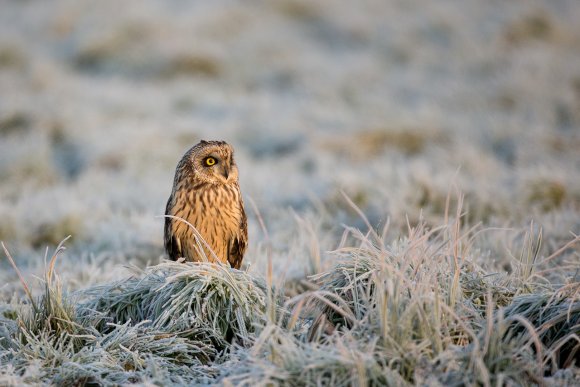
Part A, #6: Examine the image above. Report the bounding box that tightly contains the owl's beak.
[220,164,230,180]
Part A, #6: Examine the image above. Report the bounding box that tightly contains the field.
[1,0,579,385]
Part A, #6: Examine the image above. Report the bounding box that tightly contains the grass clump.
[278,197,579,385]
[78,261,271,351]
[502,287,580,370]
[299,221,481,382]
[0,241,273,385]
[449,287,580,386]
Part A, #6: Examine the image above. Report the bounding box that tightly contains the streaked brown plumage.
[164,140,247,269]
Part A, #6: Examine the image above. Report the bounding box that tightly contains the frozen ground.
[0,0,579,385]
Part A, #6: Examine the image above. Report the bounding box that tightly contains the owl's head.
[177,140,239,185]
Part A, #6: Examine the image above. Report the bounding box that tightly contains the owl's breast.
[169,182,243,263]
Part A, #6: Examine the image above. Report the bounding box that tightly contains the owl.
[164,140,247,269]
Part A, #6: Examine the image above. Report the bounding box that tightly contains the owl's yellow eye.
[205,157,217,166]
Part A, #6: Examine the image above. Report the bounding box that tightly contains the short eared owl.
[164,140,247,269]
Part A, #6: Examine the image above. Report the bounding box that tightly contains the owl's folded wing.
[228,215,247,269]
[164,217,183,261]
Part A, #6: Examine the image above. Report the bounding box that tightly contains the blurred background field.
[0,0,579,384]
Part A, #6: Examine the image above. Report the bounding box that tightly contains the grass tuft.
[77,261,271,351]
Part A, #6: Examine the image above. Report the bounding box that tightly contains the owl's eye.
[204,157,217,166]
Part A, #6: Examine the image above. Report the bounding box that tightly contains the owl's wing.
[164,198,182,260]
[228,209,248,269]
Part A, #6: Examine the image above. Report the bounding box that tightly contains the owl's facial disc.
[199,152,233,183]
